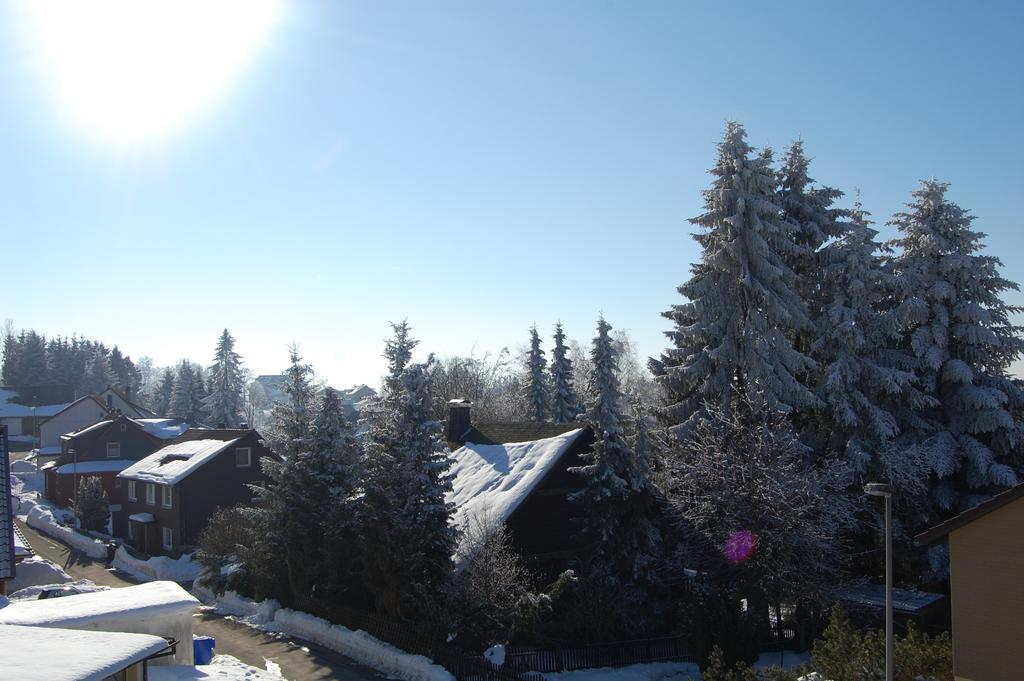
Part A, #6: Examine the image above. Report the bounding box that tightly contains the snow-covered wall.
[24,505,108,559]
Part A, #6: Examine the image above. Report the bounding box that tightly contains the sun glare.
[25,0,279,146]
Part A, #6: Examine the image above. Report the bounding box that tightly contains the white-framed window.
[120,423,127,432]
[161,485,173,509]
[145,483,155,506]
[162,527,173,551]
[107,442,121,458]
[127,480,136,501]
[235,447,252,468]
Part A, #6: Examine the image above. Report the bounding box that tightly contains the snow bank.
[755,650,811,671]
[113,546,203,583]
[10,459,38,473]
[25,504,109,559]
[4,555,73,592]
[149,654,287,680]
[273,608,455,681]
[192,583,280,626]
[540,662,702,681]
[483,644,506,667]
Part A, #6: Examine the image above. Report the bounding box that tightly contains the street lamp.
[865,482,894,681]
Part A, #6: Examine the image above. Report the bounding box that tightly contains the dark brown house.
[117,428,278,557]
[445,400,595,569]
[41,415,186,537]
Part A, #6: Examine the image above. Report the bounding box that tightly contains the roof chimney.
[446,399,472,443]
[106,394,113,409]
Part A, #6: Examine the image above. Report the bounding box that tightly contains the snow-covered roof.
[0,388,70,418]
[0,624,169,681]
[447,428,584,528]
[130,513,155,523]
[65,419,115,438]
[136,418,189,439]
[0,580,199,628]
[837,584,946,613]
[55,459,136,475]
[118,438,240,485]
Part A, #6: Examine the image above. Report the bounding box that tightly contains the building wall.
[949,496,1024,681]
[121,481,180,556]
[39,400,109,451]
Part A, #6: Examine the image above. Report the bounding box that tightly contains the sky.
[3,1,1024,388]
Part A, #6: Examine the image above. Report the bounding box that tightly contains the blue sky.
[3,1,1023,387]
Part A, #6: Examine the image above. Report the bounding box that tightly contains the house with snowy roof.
[35,387,156,463]
[42,414,189,537]
[0,385,72,450]
[117,428,279,556]
[444,400,595,568]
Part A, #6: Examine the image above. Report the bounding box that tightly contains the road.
[15,518,384,681]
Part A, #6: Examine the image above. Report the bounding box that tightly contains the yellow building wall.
[949,496,1024,681]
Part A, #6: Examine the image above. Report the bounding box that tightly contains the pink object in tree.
[723,529,758,564]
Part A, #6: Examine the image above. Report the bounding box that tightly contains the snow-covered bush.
[74,475,110,532]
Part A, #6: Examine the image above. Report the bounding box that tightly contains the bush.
[74,476,109,532]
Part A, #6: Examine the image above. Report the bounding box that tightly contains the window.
[162,527,173,551]
[127,480,136,501]
[235,447,252,468]
[145,484,155,506]
[107,442,121,458]
[161,485,173,509]
[120,423,127,432]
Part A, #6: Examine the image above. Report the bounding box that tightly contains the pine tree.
[83,347,116,395]
[169,360,198,422]
[383,320,417,397]
[359,340,456,618]
[570,318,660,587]
[191,364,208,424]
[266,345,316,460]
[550,322,582,423]
[651,122,817,440]
[14,331,49,388]
[888,180,1024,511]
[1,322,16,386]
[153,368,175,416]
[203,329,246,428]
[75,476,110,532]
[525,326,549,421]
[812,197,932,492]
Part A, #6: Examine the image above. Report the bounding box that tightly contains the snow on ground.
[8,579,111,602]
[192,584,453,681]
[755,650,811,671]
[113,546,203,583]
[148,654,287,680]
[11,458,38,473]
[539,662,702,681]
[4,555,73,592]
[447,428,583,529]
[24,503,109,559]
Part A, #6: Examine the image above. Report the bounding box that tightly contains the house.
[35,387,155,464]
[0,386,72,450]
[916,481,1024,681]
[2,624,173,680]
[444,400,595,568]
[117,428,279,557]
[42,414,188,537]
[0,580,199,664]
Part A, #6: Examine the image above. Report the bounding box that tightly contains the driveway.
[15,519,384,681]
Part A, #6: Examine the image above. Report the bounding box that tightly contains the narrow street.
[15,519,384,681]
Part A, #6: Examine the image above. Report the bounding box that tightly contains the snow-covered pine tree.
[169,361,196,422]
[75,476,110,532]
[359,354,456,619]
[651,122,817,440]
[83,347,116,395]
[812,197,932,493]
[887,180,1024,511]
[265,345,316,460]
[383,320,417,396]
[550,322,582,423]
[570,317,660,587]
[525,326,549,421]
[203,329,246,428]
[191,365,208,425]
[0,323,16,386]
[152,368,175,417]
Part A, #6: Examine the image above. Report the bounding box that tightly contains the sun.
[23,0,279,146]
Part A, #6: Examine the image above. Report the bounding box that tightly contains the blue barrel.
[193,635,216,665]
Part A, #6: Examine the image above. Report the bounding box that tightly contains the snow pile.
[273,608,455,681]
[24,504,109,559]
[113,546,203,583]
[483,644,506,667]
[148,654,287,680]
[8,579,110,602]
[10,459,38,473]
[447,429,583,529]
[192,583,280,626]
[121,438,240,485]
[4,555,73,592]
[539,661,702,681]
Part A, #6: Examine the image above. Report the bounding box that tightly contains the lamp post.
[69,447,78,526]
[865,482,894,681]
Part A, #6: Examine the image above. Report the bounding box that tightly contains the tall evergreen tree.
[83,347,116,395]
[570,318,660,587]
[525,326,549,421]
[203,329,246,428]
[191,364,209,424]
[383,320,417,396]
[888,180,1024,511]
[359,328,455,617]
[169,360,199,422]
[1,323,17,386]
[266,345,316,460]
[153,368,175,416]
[550,322,582,423]
[13,330,49,388]
[651,122,817,440]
